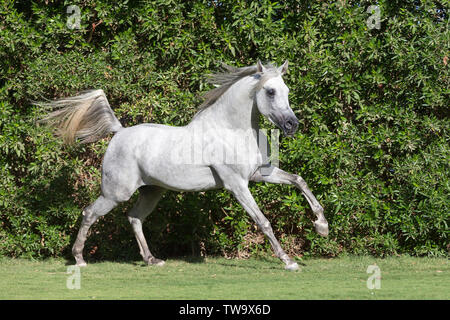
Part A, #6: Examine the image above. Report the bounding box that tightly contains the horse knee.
[127,215,142,227]
[293,175,308,189]
[81,210,98,226]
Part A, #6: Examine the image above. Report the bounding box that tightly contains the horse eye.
[266,88,275,96]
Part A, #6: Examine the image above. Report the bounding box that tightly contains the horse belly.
[141,164,221,192]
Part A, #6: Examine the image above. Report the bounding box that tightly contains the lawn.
[0,255,448,300]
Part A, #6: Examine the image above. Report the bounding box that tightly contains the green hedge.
[0,0,448,260]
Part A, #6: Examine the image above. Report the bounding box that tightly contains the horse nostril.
[285,120,293,129]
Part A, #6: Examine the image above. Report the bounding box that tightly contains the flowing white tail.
[38,89,122,144]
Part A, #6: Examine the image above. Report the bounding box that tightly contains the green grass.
[0,255,448,300]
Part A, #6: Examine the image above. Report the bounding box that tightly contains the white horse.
[40,61,328,271]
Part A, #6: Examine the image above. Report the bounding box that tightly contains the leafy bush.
[0,0,448,260]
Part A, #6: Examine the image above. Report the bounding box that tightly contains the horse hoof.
[75,262,87,267]
[285,262,299,271]
[148,257,165,266]
[314,220,329,237]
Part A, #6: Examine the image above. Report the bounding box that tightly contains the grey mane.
[199,62,280,111]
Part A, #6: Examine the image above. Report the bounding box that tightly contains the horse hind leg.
[72,195,118,266]
[127,185,166,266]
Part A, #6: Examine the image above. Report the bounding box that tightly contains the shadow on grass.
[62,254,206,267]
[214,255,307,270]
[61,254,305,271]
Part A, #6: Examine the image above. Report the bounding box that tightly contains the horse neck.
[193,77,260,132]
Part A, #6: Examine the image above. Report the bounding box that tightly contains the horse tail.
[37,89,123,144]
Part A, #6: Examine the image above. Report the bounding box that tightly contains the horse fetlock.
[285,261,300,271]
[75,261,87,267]
[279,253,298,268]
[315,205,324,216]
[314,219,329,237]
[74,254,87,267]
[147,257,165,266]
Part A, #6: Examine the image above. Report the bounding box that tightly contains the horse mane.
[198,62,280,111]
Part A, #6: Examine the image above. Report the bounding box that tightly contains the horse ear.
[278,60,289,75]
[256,60,266,73]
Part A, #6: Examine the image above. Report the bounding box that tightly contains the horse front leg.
[233,184,299,270]
[213,166,299,270]
[251,166,329,237]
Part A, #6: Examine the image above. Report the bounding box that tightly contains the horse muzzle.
[282,116,299,137]
[267,110,299,137]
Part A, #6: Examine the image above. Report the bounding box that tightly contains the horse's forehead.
[264,76,288,90]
